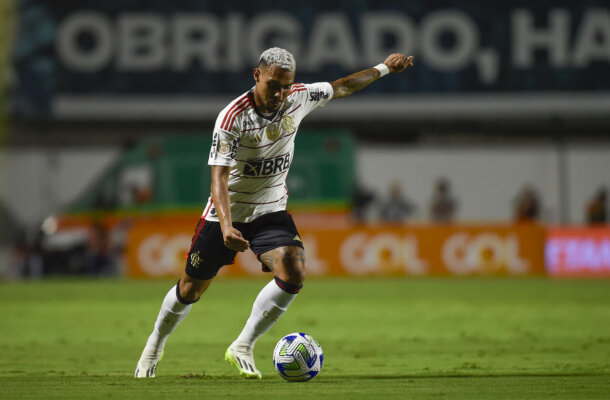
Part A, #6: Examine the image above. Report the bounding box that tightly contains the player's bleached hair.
[258,47,296,72]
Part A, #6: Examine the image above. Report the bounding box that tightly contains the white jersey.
[203,82,334,223]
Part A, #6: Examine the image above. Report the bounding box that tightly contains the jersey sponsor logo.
[309,90,329,102]
[243,154,291,177]
[209,131,219,159]
[229,139,239,158]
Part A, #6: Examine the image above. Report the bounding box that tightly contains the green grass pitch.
[1,277,609,399]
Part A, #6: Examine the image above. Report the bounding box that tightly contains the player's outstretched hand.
[384,54,414,73]
[223,227,250,252]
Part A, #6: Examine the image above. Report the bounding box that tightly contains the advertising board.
[124,216,546,277]
[546,227,610,277]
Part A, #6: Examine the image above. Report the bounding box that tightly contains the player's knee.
[178,280,201,303]
[282,249,306,286]
[178,273,211,303]
[287,265,306,286]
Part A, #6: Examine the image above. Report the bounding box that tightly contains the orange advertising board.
[546,227,610,277]
[299,223,545,277]
[124,215,545,278]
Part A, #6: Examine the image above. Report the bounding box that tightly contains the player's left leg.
[226,246,305,379]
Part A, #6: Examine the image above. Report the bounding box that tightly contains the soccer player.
[135,48,414,379]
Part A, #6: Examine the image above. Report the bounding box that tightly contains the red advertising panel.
[546,227,610,278]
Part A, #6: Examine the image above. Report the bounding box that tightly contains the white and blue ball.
[273,332,323,382]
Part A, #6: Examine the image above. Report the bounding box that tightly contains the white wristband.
[373,63,390,77]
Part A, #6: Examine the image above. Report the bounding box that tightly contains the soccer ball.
[273,332,323,382]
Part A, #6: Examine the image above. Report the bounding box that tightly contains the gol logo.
[339,233,428,275]
[442,233,529,275]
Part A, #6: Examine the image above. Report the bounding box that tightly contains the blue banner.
[11,0,610,116]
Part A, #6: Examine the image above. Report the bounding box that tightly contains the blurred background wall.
[1,0,608,279]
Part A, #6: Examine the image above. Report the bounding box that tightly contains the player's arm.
[211,165,249,252]
[330,54,414,99]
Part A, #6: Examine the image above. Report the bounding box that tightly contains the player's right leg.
[134,273,212,378]
[135,218,236,378]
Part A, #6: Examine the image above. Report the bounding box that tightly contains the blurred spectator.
[351,183,376,223]
[7,229,43,280]
[83,222,115,275]
[379,182,415,223]
[429,177,457,223]
[586,187,607,225]
[514,185,541,222]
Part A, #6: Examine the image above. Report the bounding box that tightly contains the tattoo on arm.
[331,68,380,99]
